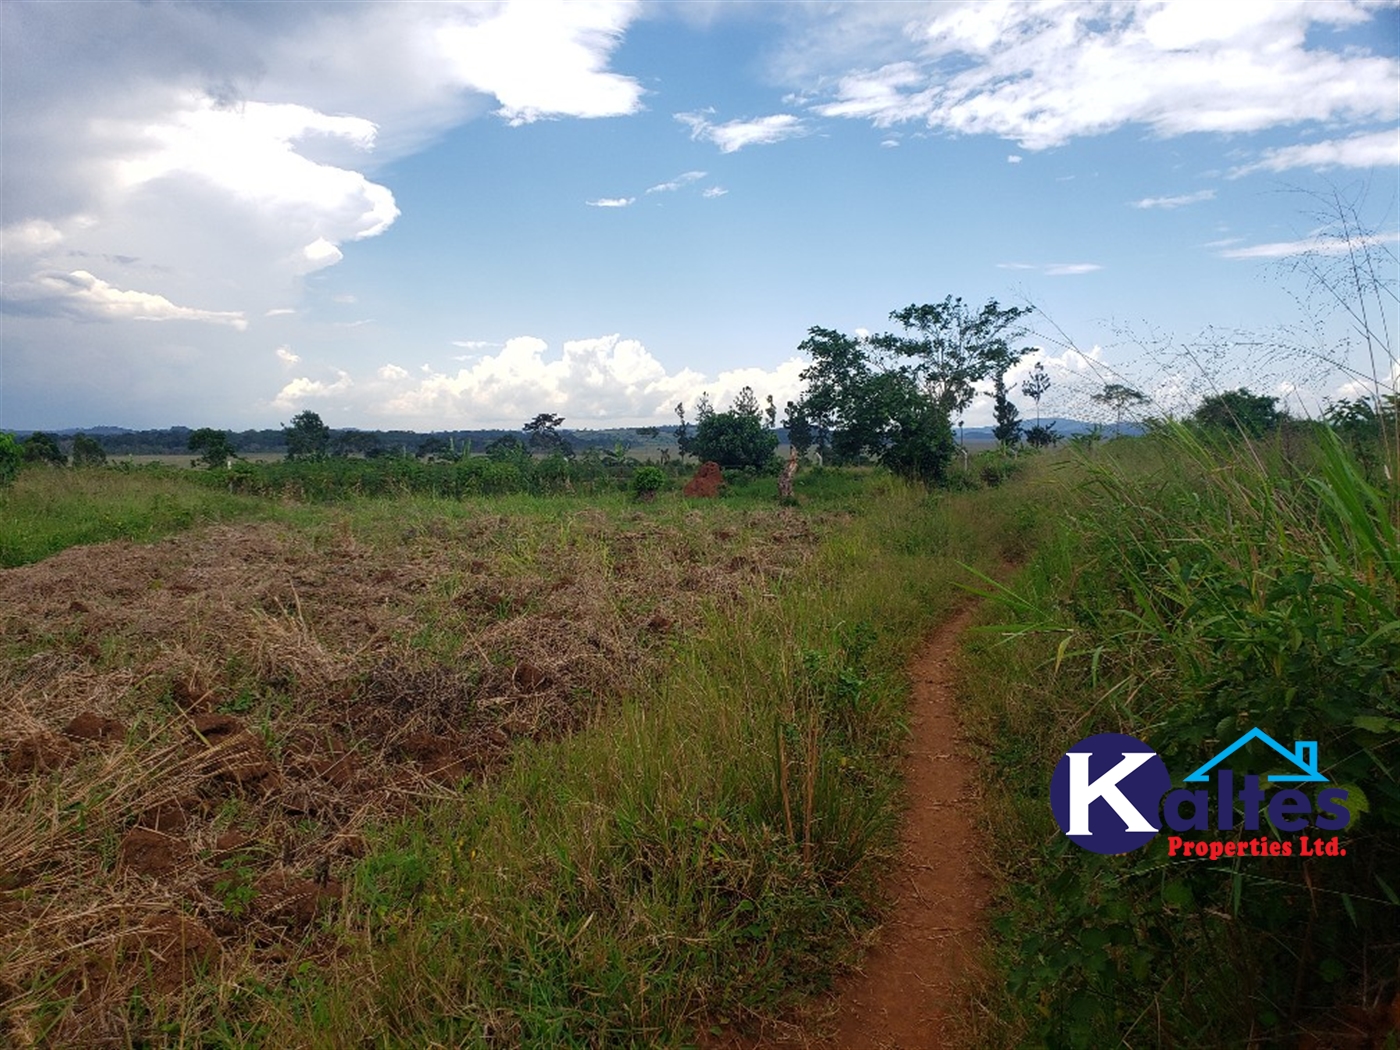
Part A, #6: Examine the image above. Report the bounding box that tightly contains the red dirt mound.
[684,461,724,497]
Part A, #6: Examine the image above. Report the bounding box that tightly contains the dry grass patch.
[0,504,823,1044]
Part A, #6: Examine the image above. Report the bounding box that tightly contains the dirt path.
[822,601,991,1048]
[737,601,991,1050]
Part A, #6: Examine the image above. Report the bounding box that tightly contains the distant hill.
[7,418,1139,456]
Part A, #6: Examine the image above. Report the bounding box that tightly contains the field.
[0,462,1034,1046]
[1,434,1396,1047]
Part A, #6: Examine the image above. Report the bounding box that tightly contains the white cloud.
[702,186,729,198]
[996,261,1103,276]
[1,1,647,346]
[434,1,643,126]
[275,346,301,367]
[271,369,353,411]
[646,171,707,193]
[451,339,499,350]
[805,3,1397,150]
[265,307,297,317]
[1133,189,1216,209]
[676,110,806,152]
[880,138,900,148]
[1007,154,1022,164]
[1219,229,1400,260]
[286,333,805,427]
[2,219,65,254]
[1,269,248,328]
[586,197,635,208]
[1229,128,1400,177]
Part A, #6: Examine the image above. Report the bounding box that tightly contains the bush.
[630,465,667,502]
[0,432,20,487]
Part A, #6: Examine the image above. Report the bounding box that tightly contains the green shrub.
[630,465,667,501]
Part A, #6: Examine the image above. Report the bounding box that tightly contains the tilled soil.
[0,509,824,1045]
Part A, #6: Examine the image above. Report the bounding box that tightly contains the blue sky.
[2,1,1396,431]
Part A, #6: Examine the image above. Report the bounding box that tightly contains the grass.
[959,426,1400,1047]
[0,457,1043,1046]
[0,465,286,568]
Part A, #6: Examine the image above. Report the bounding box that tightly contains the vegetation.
[283,410,331,461]
[1090,382,1149,435]
[685,386,780,470]
[963,423,1399,1046]
[1020,361,1052,429]
[1191,387,1283,438]
[70,434,107,467]
[21,431,66,467]
[630,465,667,501]
[792,297,1034,483]
[0,433,20,488]
[0,447,1037,1047]
[188,427,236,470]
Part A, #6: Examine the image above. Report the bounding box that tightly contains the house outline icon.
[1182,727,1327,784]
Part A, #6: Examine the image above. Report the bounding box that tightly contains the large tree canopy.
[877,297,1032,416]
[795,298,1032,483]
[688,385,779,470]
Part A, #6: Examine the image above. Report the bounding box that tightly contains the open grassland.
[960,427,1400,1047]
[0,467,286,569]
[0,463,1038,1046]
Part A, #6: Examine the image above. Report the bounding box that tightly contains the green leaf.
[1376,874,1399,906]
[1352,715,1400,734]
[1162,881,1195,909]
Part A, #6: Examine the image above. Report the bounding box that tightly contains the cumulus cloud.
[802,3,1397,150]
[283,334,805,427]
[271,369,353,411]
[1,269,248,328]
[1133,189,1216,209]
[1,2,646,320]
[435,0,643,126]
[275,346,301,367]
[1007,154,1022,164]
[586,197,635,208]
[676,110,806,152]
[1229,128,1400,177]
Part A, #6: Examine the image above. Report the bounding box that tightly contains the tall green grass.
[0,466,282,567]
[963,426,1399,1046]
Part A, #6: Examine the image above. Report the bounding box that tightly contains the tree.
[879,297,1033,416]
[1025,422,1060,448]
[22,431,66,466]
[71,434,107,467]
[689,386,779,470]
[523,413,572,457]
[484,434,528,462]
[1191,388,1281,438]
[332,429,384,458]
[674,402,693,460]
[0,433,20,487]
[1020,362,1052,428]
[283,410,330,461]
[992,370,1022,447]
[783,400,814,459]
[797,327,956,482]
[188,427,236,469]
[1091,383,1150,437]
